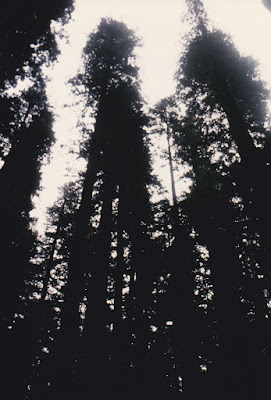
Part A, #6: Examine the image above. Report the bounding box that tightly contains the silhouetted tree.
[2,2,270,399]
[0,0,74,87]
[151,97,213,395]
[0,3,75,398]
[48,19,158,399]
[171,1,271,397]
[0,0,74,322]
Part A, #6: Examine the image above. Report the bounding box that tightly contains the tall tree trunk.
[47,137,101,398]
[78,178,114,398]
[189,195,270,398]
[210,54,271,264]
[41,200,65,301]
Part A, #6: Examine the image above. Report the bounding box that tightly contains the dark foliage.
[263,0,271,12]
[0,0,74,86]
[1,2,271,399]
[0,2,75,399]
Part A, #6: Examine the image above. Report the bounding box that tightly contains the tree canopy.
[1,2,271,399]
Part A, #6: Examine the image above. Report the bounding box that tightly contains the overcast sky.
[47,0,271,106]
[32,0,271,233]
